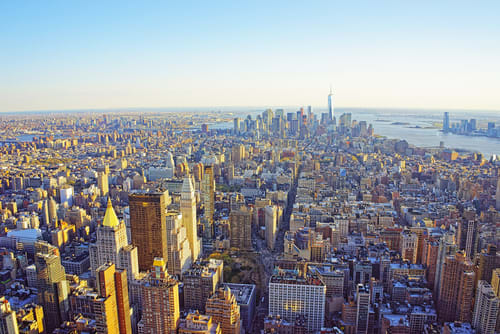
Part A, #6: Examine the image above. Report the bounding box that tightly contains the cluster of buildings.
[443,112,500,138]
[0,98,499,333]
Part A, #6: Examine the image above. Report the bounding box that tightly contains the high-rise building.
[90,198,139,281]
[492,268,500,333]
[400,231,418,264]
[60,185,74,207]
[98,171,109,197]
[233,118,241,134]
[34,241,69,333]
[492,268,500,297]
[97,263,132,334]
[178,312,222,334]
[496,175,500,210]
[456,220,479,259]
[71,263,131,334]
[138,258,180,334]
[0,297,18,334]
[165,212,192,276]
[328,87,334,122]
[477,244,499,284]
[265,205,277,250]
[434,232,457,295]
[472,280,499,334]
[437,251,475,323]
[48,197,58,226]
[229,207,252,250]
[183,259,223,312]
[231,144,245,164]
[201,166,215,240]
[355,284,370,334]
[268,271,326,332]
[443,112,450,132]
[129,191,168,271]
[181,177,201,261]
[206,287,241,334]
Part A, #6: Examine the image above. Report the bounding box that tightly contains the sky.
[1,1,499,113]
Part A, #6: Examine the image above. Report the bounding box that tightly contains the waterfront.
[213,107,500,159]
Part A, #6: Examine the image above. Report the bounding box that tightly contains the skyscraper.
[433,232,457,295]
[355,284,370,334]
[456,220,479,259]
[205,287,241,334]
[268,271,326,332]
[443,112,450,132]
[98,171,109,197]
[476,244,499,284]
[496,175,500,210]
[472,280,499,334]
[138,258,180,334]
[400,231,418,264]
[265,205,277,250]
[229,207,252,250]
[165,212,192,276]
[181,177,201,261]
[90,198,139,280]
[437,251,475,323]
[328,86,334,122]
[201,166,215,240]
[48,197,58,226]
[129,191,168,271]
[0,297,18,334]
[96,263,132,334]
[35,241,70,333]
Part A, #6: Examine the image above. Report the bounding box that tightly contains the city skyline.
[1,1,500,112]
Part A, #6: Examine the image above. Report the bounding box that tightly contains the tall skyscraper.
[492,268,500,333]
[205,287,241,334]
[165,212,192,276]
[90,198,139,281]
[201,166,215,240]
[355,284,370,334]
[229,207,252,250]
[496,175,500,210]
[129,191,168,271]
[181,177,201,261]
[476,244,499,284]
[35,241,70,333]
[265,205,277,250]
[437,251,475,323]
[96,263,132,334]
[48,197,58,226]
[98,171,109,197]
[233,118,241,134]
[0,297,18,334]
[456,220,479,259]
[472,280,499,334]
[268,271,326,332]
[433,232,457,295]
[443,112,450,132]
[138,258,180,334]
[328,86,334,122]
[231,144,245,164]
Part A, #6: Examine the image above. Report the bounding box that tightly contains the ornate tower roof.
[102,198,120,227]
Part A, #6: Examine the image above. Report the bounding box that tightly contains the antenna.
[329,84,332,95]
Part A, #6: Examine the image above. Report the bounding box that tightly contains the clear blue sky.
[1,1,499,112]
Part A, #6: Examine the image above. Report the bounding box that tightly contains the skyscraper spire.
[328,85,334,122]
